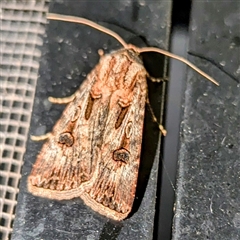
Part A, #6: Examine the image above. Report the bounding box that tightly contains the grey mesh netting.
[0,1,48,239]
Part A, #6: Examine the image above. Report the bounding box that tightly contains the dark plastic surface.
[12,1,171,239]
[173,1,240,240]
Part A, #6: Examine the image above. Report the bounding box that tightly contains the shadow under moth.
[28,13,219,221]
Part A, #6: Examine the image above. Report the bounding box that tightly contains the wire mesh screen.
[0,1,48,239]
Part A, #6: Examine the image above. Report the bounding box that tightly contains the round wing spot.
[125,121,133,138]
[58,132,74,146]
[113,148,130,164]
[71,106,81,122]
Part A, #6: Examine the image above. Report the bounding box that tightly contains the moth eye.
[58,132,74,147]
[115,106,129,129]
[125,121,133,138]
[71,106,81,122]
[113,148,130,163]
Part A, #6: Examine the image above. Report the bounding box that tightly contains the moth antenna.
[47,13,129,49]
[139,47,219,86]
[47,13,219,86]
[188,51,239,83]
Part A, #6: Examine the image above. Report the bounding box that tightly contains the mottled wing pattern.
[28,49,148,220]
[80,50,148,220]
[28,62,103,199]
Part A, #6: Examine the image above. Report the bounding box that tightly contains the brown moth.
[28,13,218,221]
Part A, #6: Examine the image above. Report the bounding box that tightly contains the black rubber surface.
[172,1,240,239]
[12,1,171,239]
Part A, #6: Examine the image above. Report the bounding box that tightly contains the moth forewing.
[80,51,148,220]
[28,67,98,199]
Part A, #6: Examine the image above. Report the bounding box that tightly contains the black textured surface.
[173,1,240,240]
[157,29,188,240]
[12,1,171,239]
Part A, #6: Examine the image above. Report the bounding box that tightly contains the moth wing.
[28,68,104,199]
[29,48,148,221]
[80,68,148,220]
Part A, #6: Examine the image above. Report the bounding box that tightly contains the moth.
[28,13,218,221]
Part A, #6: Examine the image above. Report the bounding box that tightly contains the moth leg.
[48,92,76,104]
[31,132,52,141]
[148,76,169,83]
[146,98,167,136]
[98,49,104,57]
[158,124,167,136]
